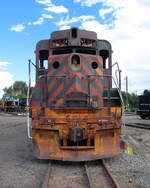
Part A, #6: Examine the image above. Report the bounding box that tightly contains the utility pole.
[119,70,122,91]
[125,76,128,109]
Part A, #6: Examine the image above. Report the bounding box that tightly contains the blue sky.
[0,0,150,97]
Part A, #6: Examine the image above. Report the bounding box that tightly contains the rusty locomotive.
[27,28,124,161]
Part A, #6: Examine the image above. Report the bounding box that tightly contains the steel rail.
[41,162,52,188]
[42,162,90,188]
[125,123,150,130]
[101,159,120,188]
[41,160,120,188]
[84,163,93,188]
[85,160,120,188]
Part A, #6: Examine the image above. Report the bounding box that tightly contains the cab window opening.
[99,50,109,69]
[72,28,77,38]
[39,50,49,69]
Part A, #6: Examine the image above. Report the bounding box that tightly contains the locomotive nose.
[65,54,89,107]
[66,53,88,108]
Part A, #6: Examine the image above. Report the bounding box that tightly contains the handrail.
[111,75,126,136]
[26,60,32,139]
[91,73,126,136]
[112,62,126,136]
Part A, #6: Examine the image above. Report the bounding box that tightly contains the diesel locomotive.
[27,28,123,161]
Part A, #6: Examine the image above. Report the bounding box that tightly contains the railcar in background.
[1,98,19,112]
[137,90,150,119]
[0,100,5,111]
[18,98,27,112]
[5,100,16,112]
[0,97,27,112]
[27,28,124,161]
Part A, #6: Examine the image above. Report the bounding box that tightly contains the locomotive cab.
[28,28,123,161]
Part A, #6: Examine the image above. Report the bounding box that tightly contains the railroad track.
[0,112,26,117]
[41,160,119,188]
[125,123,150,130]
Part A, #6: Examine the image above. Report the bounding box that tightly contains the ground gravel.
[0,113,48,188]
[105,114,150,188]
[0,113,150,188]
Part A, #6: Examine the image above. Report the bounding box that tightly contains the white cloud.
[44,5,68,13]
[0,72,14,98]
[0,72,13,90]
[74,0,124,8]
[81,20,108,32]
[29,14,53,26]
[74,0,103,7]
[28,22,32,25]
[56,15,95,27]
[10,24,25,32]
[99,8,113,19]
[35,0,51,5]
[33,17,44,25]
[81,0,150,93]
[60,25,71,30]
[11,1,54,29]
[42,14,53,19]
[78,15,95,22]
[114,1,150,27]
[0,62,11,71]
[0,62,13,98]
[36,0,68,14]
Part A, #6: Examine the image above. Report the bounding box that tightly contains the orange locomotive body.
[28,28,123,161]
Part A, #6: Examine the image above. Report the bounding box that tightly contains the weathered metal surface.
[69,126,86,142]
[46,53,103,109]
[30,104,122,160]
[31,116,122,161]
[29,27,123,161]
[51,27,97,48]
[30,105,122,161]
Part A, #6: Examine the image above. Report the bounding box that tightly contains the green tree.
[3,86,13,97]
[121,91,138,111]
[3,81,28,98]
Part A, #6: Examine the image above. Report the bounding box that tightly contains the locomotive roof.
[36,27,112,51]
[51,27,97,40]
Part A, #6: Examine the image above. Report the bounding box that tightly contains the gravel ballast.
[0,113,150,188]
[105,114,150,188]
[0,114,48,188]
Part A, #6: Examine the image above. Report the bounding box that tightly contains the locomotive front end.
[29,28,123,161]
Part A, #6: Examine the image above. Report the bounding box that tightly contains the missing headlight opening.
[71,55,80,71]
